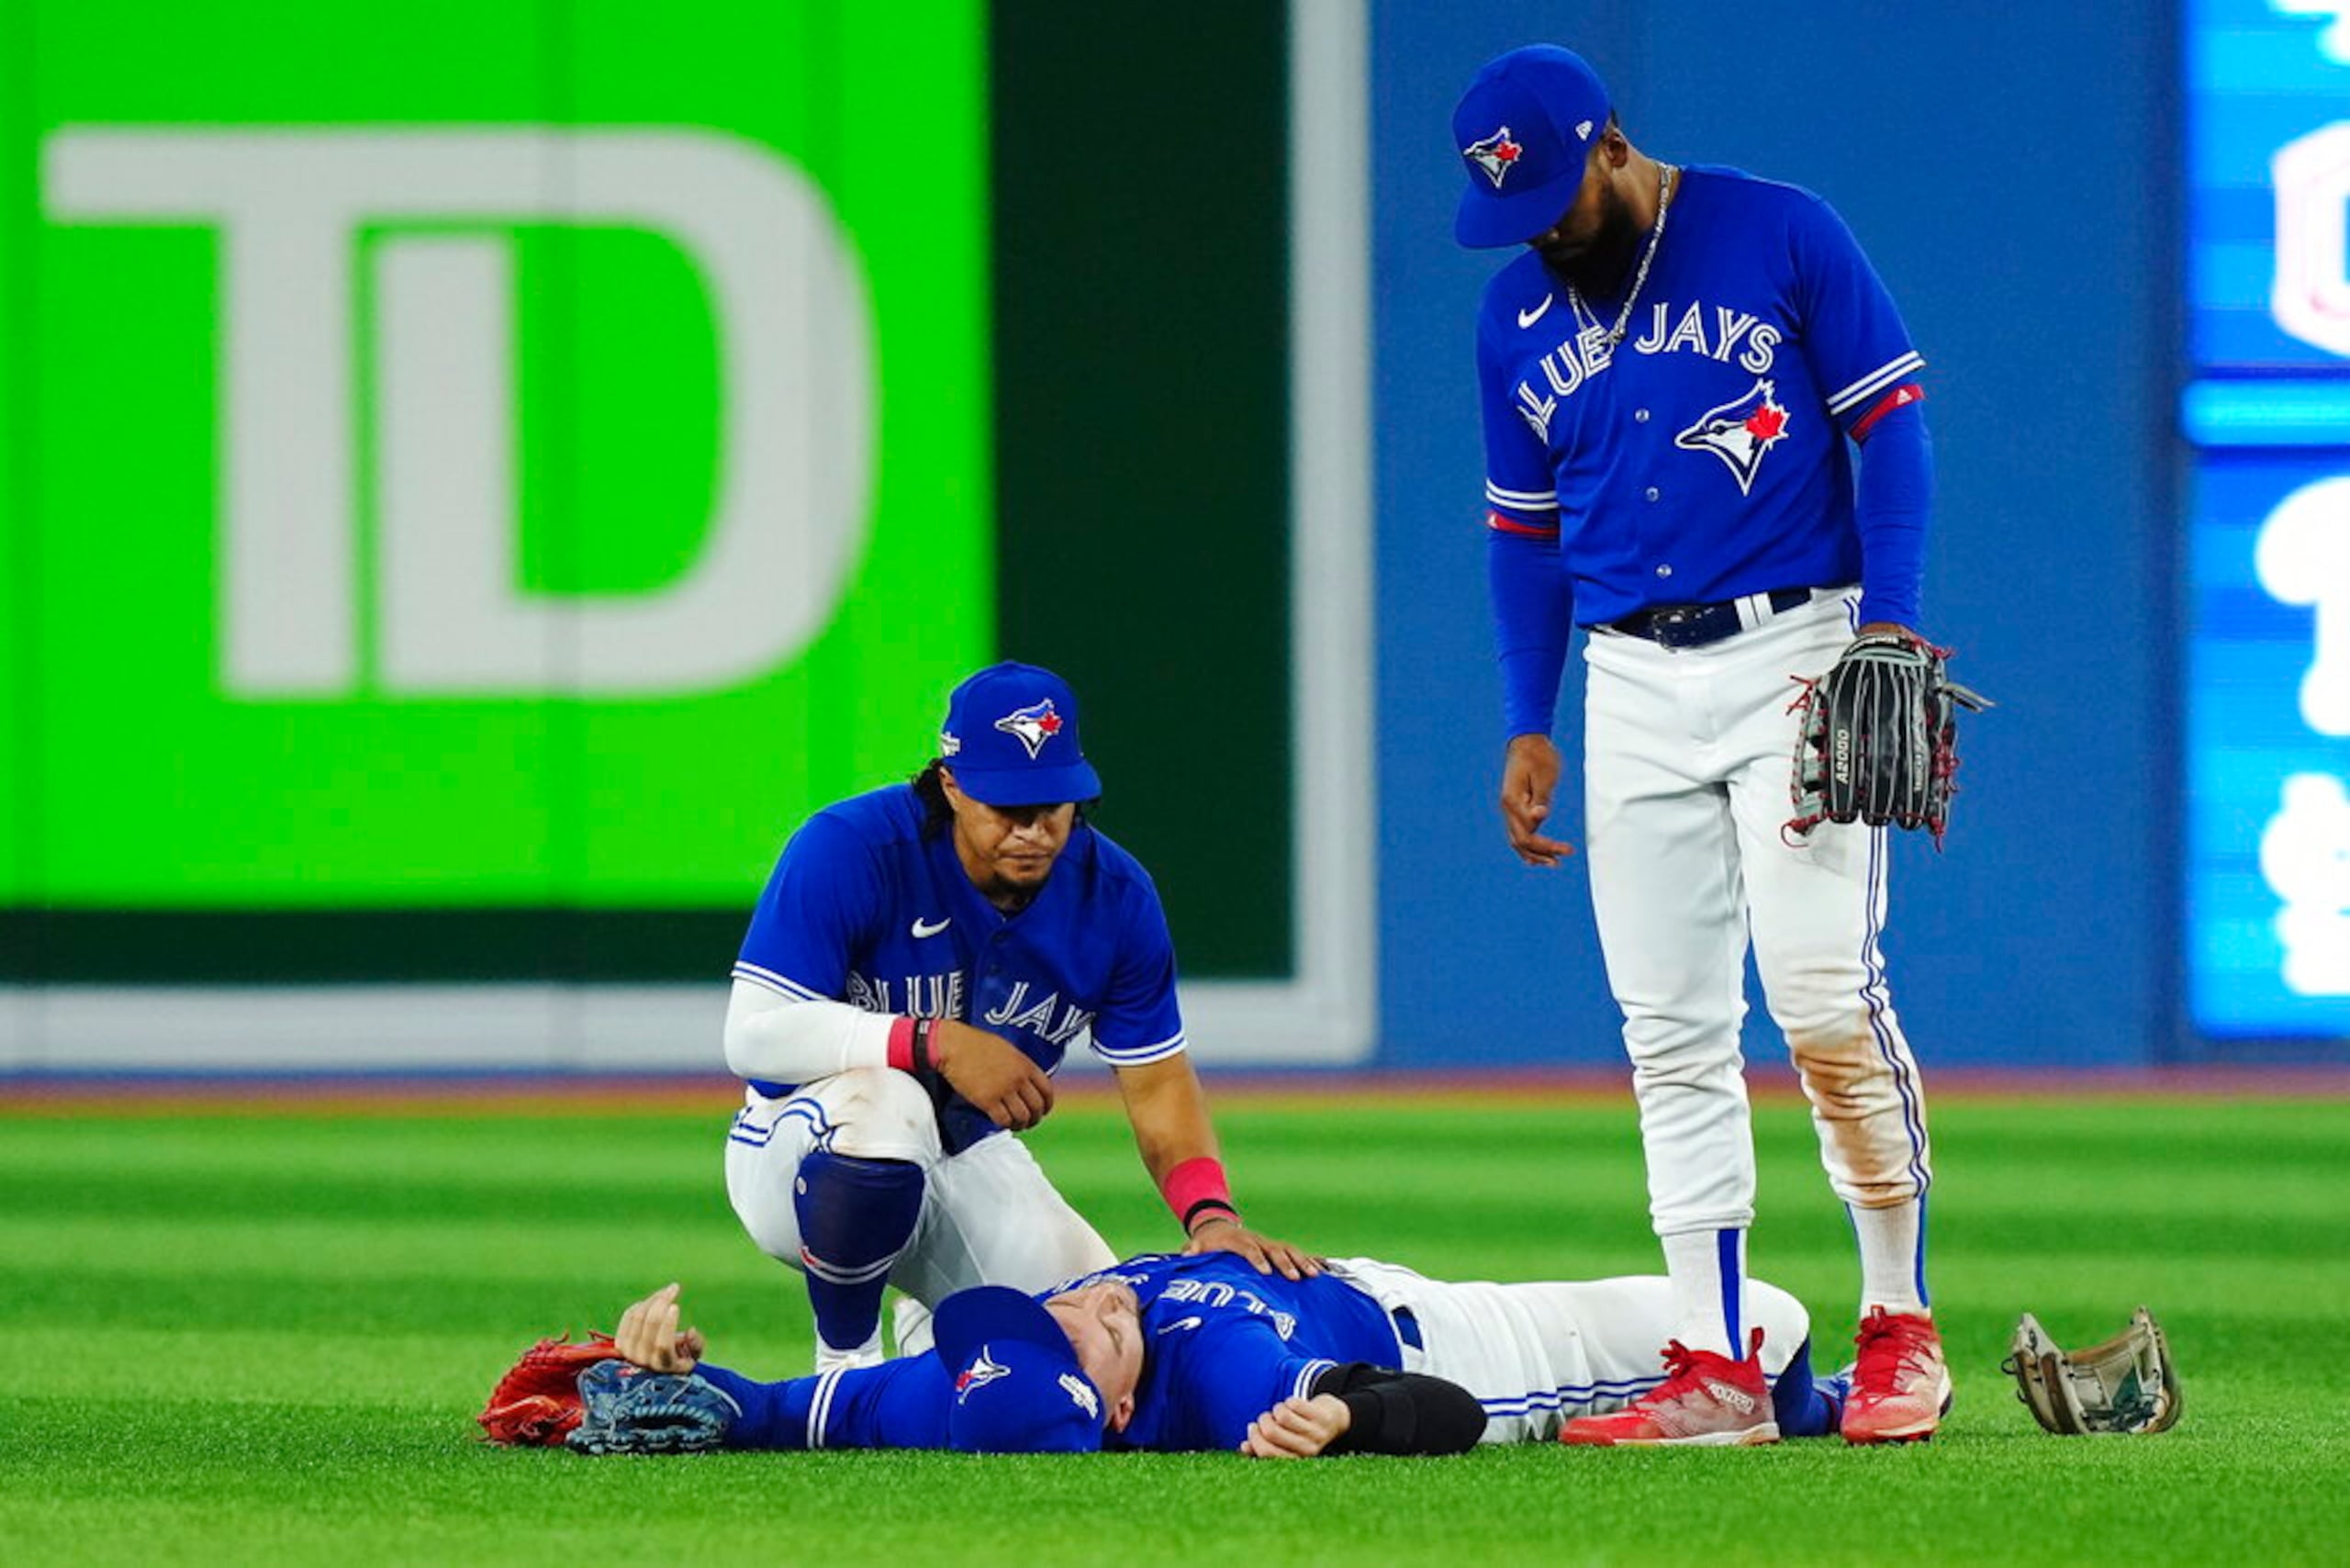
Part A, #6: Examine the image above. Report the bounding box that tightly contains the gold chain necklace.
[1570,162,1676,348]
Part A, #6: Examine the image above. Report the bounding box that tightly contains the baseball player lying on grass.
[723,661,1315,1377]
[484,1251,1854,1458]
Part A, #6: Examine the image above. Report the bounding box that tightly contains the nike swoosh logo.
[912,916,951,938]
[1157,1316,1203,1336]
[1517,295,1554,330]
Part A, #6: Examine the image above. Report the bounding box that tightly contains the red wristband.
[886,1016,917,1072]
[1160,1156,1238,1232]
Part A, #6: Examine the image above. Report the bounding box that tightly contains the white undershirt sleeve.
[722,977,899,1084]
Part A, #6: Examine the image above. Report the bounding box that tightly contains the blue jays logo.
[1462,126,1524,188]
[1674,378,1792,496]
[955,1349,1010,1402]
[993,700,1065,759]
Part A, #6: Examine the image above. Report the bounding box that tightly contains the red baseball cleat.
[1841,1307,1953,1444]
[1560,1329,1779,1447]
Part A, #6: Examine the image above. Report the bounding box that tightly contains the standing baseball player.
[723,661,1315,1373]
[1449,45,1953,1444]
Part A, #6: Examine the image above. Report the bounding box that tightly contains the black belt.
[1604,587,1817,649]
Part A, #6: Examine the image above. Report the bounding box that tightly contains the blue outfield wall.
[1370,3,2180,1068]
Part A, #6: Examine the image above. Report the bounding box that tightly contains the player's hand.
[1239,1394,1352,1459]
[613,1282,705,1373]
[1500,733,1574,867]
[1182,1215,1325,1281]
[930,1019,1056,1130]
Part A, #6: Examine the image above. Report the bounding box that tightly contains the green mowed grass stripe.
[2,1406,2343,1568]
[5,1098,2346,1566]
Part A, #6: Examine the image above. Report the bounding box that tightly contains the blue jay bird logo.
[1462,126,1525,188]
[955,1350,1010,1402]
[1674,378,1792,496]
[993,700,1065,759]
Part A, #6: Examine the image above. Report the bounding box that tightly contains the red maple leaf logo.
[1494,138,1522,165]
[1743,404,1787,443]
[1035,711,1062,736]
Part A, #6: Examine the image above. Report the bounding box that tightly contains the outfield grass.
[2,1089,2344,1565]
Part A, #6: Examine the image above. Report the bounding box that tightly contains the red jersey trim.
[1486,509,1560,538]
[1850,383,1926,442]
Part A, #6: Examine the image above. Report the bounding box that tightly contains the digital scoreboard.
[2188,0,2350,1037]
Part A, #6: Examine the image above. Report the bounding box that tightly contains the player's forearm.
[1114,1057,1251,1235]
[1488,527,1573,738]
[722,978,900,1082]
[1113,1055,1221,1182]
[1308,1363,1489,1455]
[1849,399,1931,630]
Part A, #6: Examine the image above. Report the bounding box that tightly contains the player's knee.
[1620,1013,1740,1075]
[821,1068,944,1164]
[1785,1021,1897,1111]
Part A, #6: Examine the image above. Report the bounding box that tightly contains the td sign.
[47,128,873,698]
[4,5,991,909]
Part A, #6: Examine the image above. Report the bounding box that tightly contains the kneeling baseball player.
[722,662,1316,1375]
[485,1251,1850,1458]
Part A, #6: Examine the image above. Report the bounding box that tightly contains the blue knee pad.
[793,1150,925,1351]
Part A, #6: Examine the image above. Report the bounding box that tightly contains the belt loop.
[1734,592,1767,632]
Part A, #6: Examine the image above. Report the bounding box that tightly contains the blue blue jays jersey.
[733,785,1189,1151]
[701,1354,957,1451]
[1056,1253,1406,1452]
[1478,167,1924,626]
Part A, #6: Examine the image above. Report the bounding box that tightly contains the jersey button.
[1644,487,1660,501]
[1655,564,1673,578]
[1634,408,1651,423]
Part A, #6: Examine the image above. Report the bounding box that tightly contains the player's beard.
[1539,184,1643,299]
[979,848,1058,909]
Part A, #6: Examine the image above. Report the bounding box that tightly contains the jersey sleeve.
[1184,1319,1343,1451]
[1785,193,1925,433]
[1086,867,1187,1067]
[1476,308,1562,535]
[1476,296,1576,737]
[733,812,883,1002]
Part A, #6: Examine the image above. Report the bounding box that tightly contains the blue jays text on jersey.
[732,784,1187,1151]
[1478,165,1927,632]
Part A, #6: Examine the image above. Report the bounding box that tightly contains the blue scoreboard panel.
[2188,1,2350,1039]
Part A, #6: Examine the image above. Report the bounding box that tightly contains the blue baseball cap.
[933,1286,1106,1454]
[1452,45,1613,249]
[938,662,1103,807]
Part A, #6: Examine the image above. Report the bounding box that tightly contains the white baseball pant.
[723,1069,1117,1310]
[1331,1258,1813,1443]
[1581,588,1933,1237]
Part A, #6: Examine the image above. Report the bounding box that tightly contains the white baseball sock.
[1850,1198,1930,1316]
[1662,1226,1749,1359]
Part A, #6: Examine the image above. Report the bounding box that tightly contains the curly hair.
[909,760,1096,838]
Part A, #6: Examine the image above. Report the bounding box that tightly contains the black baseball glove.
[1786,630,1991,846]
